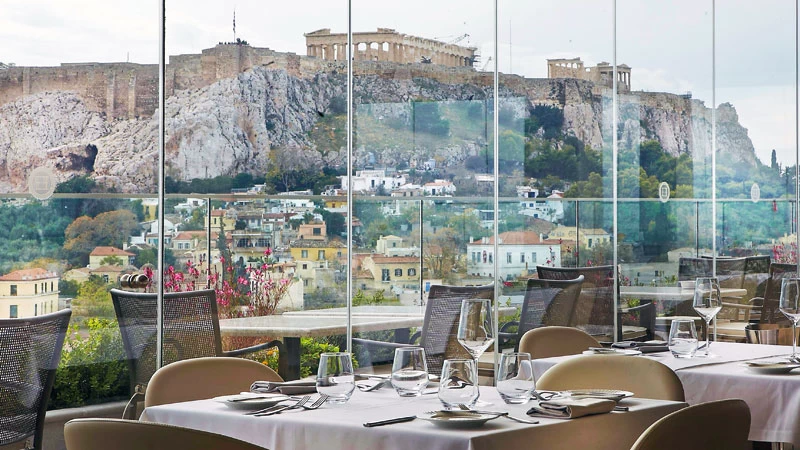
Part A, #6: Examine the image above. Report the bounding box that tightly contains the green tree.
[99,256,123,266]
[63,210,139,266]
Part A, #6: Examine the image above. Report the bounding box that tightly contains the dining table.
[141,385,686,450]
[531,341,799,445]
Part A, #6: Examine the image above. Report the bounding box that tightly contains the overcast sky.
[1,0,797,165]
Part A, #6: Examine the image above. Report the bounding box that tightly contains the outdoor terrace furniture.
[144,357,281,408]
[352,284,493,376]
[64,418,268,450]
[536,354,685,402]
[537,265,655,342]
[0,309,71,450]
[498,276,584,349]
[110,289,286,417]
[518,326,600,359]
[629,399,751,450]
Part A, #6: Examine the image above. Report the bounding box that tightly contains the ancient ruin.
[304,28,476,67]
[547,57,631,92]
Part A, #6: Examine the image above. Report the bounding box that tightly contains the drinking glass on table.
[693,277,721,357]
[668,319,698,358]
[457,298,494,406]
[496,352,535,404]
[438,358,479,409]
[316,352,355,404]
[780,278,800,361]
[391,347,429,397]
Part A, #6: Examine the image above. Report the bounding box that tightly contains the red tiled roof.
[0,268,58,281]
[90,246,135,257]
[175,231,206,240]
[469,231,544,246]
[370,256,420,264]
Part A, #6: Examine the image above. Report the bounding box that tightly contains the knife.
[363,416,417,427]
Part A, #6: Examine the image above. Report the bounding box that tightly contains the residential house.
[89,247,135,269]
[467,231,562,280]
[0,268,60,319]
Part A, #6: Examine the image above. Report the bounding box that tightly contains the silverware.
[299,395,328,409]
[246,395,310,416]
[356,379,390,392]
[613,406,629,412]
[254,395,311,416]
[456,404,539,424]
[363,416,416,427]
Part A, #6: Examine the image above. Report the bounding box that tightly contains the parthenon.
[547,57,631,92]
[304,28,476,68]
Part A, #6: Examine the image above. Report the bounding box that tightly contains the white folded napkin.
[250,380,317,395]
[527,397,616,419]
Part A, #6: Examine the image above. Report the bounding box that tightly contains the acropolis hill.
[0,29,757,193]
[0,29,482,121]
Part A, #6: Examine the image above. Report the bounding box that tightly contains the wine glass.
[457,298,494,405]
[779,278,800,362]
[692,277,721,358]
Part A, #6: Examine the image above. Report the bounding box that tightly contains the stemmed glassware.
[779,278,800,362]
[692,277,722,358]
[456,298,495,405]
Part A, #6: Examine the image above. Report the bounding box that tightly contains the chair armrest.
[499,321,519,333]
[721,302,761,311]
[619,302,654,314]
[351,337,415,350]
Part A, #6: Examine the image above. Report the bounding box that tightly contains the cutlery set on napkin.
[610,340,669,353]
[250,380,318,395]
[526,397,617,419]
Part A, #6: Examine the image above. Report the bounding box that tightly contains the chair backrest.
[0,309,72,450]
[518,276,584,338]
[759,263,798,324]
[145,357,281,407]
[537,265,615,334]
[519,326,599,359]
[677,257,712,282]
[629,399,751,450]
[420,284,494,376]
[743,255,771,299]
[111,289,223,391]
[536,355,685,401]
[64,418,268,450]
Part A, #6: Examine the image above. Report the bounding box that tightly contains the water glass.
[316,352,355,404]
[438,358,479,408]
[668,319,698,358]
[496,352,535,404]
[780,278,800,360]
[391,347,429,397]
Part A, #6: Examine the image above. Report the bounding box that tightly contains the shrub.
[49,318,130,410]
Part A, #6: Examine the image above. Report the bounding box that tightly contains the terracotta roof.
[0,268,58,281]
[210,209,226,216]
[290,239,346,248]
[175,231,206,240]
[90,246,135,257]
[369,256,420,264]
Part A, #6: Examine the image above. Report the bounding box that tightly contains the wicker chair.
[110,289,285,418]
[0,309,71,450]
[353,284,494,376]
[498,276,584,349]
[536,266,654,342]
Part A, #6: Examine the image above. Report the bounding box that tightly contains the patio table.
[141,386,685,450]
[531,341,798,444]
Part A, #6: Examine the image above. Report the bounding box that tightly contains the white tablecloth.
[142,387,685,450]
[532,342,799,444]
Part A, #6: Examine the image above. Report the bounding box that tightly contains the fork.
[253,396,311,416]
[356,379,390,392]
[457,404,539,424]
[246,395,310,416]
[299,394,328,410]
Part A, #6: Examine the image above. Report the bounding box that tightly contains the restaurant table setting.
[532,341,800,444]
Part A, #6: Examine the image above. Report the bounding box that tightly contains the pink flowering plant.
[773,242,798,264]
[145,247,293,319]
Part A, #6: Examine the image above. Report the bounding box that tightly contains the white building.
[467,231,561,280]
[423,179,456,196]
[340,169,407,193]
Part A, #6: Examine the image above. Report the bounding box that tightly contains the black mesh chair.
[499,276,583,350]
[110,289,286,418]
[537,265,654,342]
[0,309,71,450]
[353,284,494,376]
[748,263,797,325]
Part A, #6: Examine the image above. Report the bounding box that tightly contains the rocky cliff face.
[0,64,758,193]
